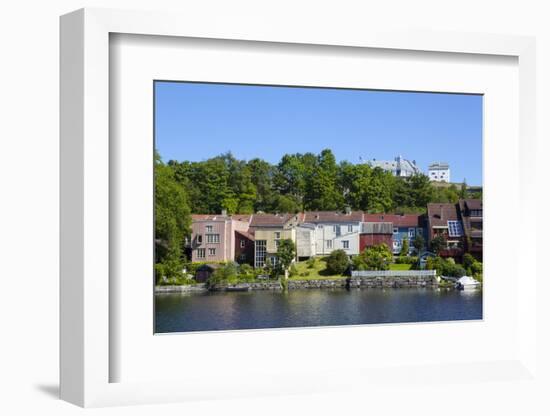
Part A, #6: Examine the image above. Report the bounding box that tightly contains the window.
[208,248,216,256]
[255,240,267,268]
[240,240,245,248]
[274,232,281,239]
[408,228,415,238]
[333,225,337,232]
[393,227,399,234]
[447,220,464,237]
[205,225,213,233]
[197,248,206,259]
[470,209,482,217]
[347,225,353,232]
[326,240,333,249]
[196,234,203,244]
[342,240,349,249]
[206,234,220,243]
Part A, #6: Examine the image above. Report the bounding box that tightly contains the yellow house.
[249,214,300,268]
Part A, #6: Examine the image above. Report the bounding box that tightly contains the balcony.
[439,248,463,258]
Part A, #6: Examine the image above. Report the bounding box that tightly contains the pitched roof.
[191,214,252,222]
[464,199,482,211]
[427,203,459,227]
[249,213,294,227]
[364,213,422,227]
[191,214,228,221]
[303,211,364,223]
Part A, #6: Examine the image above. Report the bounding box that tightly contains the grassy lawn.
[290,258,347,280]
[389,263,412,271]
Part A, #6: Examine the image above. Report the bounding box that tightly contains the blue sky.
[155,81,483,185]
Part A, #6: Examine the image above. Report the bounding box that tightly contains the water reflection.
[155,288,483,333]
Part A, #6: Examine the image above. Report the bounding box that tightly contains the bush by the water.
[394,256,419,264]
[353,244,393,271]
[325,249,350,275]
[463,253,483,282]
[426,256,466,277]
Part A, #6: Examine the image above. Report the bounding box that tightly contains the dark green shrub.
[394,256,419,264]
[353,244,393,271]
[325,249,350,275]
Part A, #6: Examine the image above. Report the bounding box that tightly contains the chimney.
[221,209,227,216]
[344,206,351,215]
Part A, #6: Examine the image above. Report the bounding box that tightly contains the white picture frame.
[60,8,538,408]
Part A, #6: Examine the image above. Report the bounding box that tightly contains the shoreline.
[155,274,449,293]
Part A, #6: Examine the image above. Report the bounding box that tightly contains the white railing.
[351,270,436,278]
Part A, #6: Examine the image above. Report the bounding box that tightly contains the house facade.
[427,202,468,259]
[428,162,451,183]
[189,213,251,263]
[426,199,483,260]
[359,222,393,252]
[303,210,363,257]
[458,199,483,260]
[368,155,421,177]
[249,213,299,268]
[296,223,317,260]
[364,214,426,254]
[187,200,481,268]
[234,230,255,265]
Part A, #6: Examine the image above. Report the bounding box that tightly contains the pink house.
[190,213,251,263]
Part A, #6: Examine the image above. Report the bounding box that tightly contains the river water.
[155,288,482,333]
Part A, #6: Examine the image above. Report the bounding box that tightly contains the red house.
[359,222,393,252]
[234,230,255,265]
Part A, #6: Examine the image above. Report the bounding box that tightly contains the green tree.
[399,238,410,256]
[412,233,425,253]
[325,249,350,275]
[353,244,393,271]
[459,180,468,199]
[273,194,301,213]
[276,239,296,279]
[407,174,434,208]
[364,168,393,212]
[155,152,191,281]
[247,158,277,212]
[430,235,446,255]
[305,149,344,210]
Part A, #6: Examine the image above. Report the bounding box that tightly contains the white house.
[368,155,421,177]
[295,223,317,260]
[428,162,451,182]
[302,210,363,257]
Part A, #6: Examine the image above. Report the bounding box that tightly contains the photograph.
[153,81,483,333]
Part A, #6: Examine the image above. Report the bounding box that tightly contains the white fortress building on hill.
[428,162,451,182]
[368,155,421,177]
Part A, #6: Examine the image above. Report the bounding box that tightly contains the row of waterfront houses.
[188,199,483,268]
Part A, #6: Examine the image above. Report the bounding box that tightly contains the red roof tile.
[427,203,459,227]
[364,213,422,227]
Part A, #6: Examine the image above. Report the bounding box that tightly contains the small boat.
[455,276,481,290]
